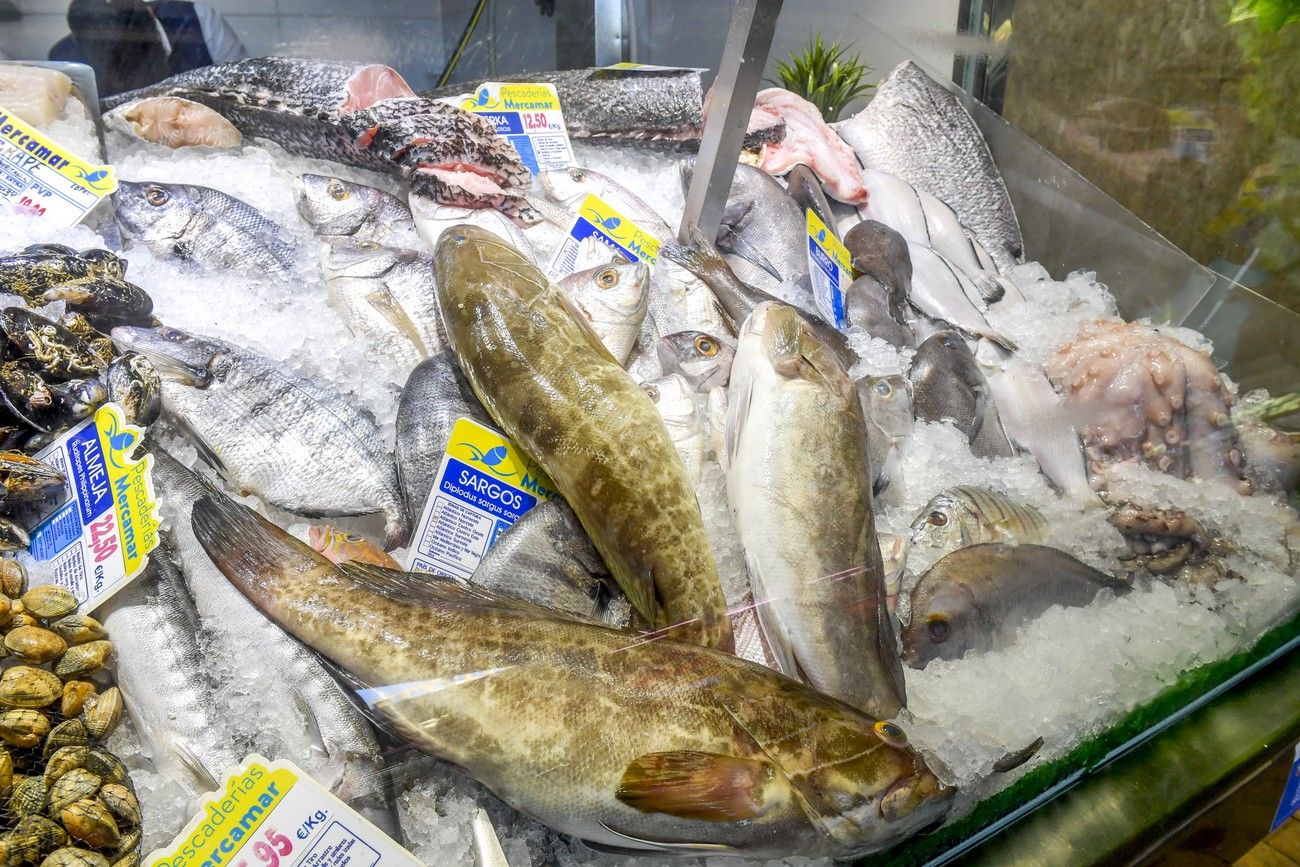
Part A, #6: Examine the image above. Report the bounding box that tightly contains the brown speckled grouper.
[434,225,732,651]
[190,492,953,858]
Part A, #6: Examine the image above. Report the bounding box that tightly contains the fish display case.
[0,2,1296,867]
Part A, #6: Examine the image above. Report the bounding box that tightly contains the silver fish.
[903,543,1129,666]
[395,350,490,525]
[846,277,915,349]
[150,449,399,832]
[409,193,537,264]
[111,325,408,547]
[858,373,913,495]
[471,497,624,625]
[836,61,1024,270]
[559,260,650,365]
[655,330,735,392]
[859,168,999,278]
[296,174,423,250]
[643,373,705,485]
[727,302,905,718]
[318,237,443,369]
[683,162,813,315]
[907,243,1013,348]
[975,340,1096,502]
[114,180,298,275]
[909,485,1048,560]
[99,542,241,794]
[539,166,674,239]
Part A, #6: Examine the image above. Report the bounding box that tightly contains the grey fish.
[395,350,490,526]
[902,543,1129,667]
[844,220,912,302]
[784,164,836,234]
[114,181,298,275]
[318,237,443,369]
[845,277,914,348]
[189,492,952,859]
[295,174,423,250]
[655,330,734,392]
[471,497,622,625]
[727,302,905,718]
[909,486,1048,560]
[683,162,813,315]
[540,166,674,239]
[99,542,241,794]
[836,61,1024,270]
[149,448,399,833]
[110,325,408,547]
[858,373,913,495]
[106,58,534,219]
[859,168,999,278]
[910,331,988,441]
[426,67,783,149]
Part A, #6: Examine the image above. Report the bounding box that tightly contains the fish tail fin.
[190,493,324,604]
[383,499,411,551]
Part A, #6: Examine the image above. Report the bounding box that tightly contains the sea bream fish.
[110,325,409,548]
[655,331,735,392]
[295,174,423,250]
[395,350,491,525]
[559,260,650,366]
[726,302,906,719]
[836,61,1024,270]
[746,88,867,204]
[104,58,534,219]
[150,449,399,833]
[409,194,538,263]
[318,237,443,370]
[859,168,1000,277]
[113,181,298,276]
[190,491,953,859]
[435,225,732,651]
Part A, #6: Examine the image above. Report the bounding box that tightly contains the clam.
[59,799,120,850]
[0,709,50,748]
[40,848,109,867]
[54,642,112,679]
[47,768,100,815]
[0,667,63,708]
[5,627,68,664]
[80,689,121,740]
[20,587,78,620]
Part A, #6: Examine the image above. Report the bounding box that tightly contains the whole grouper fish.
[434,225,732,651]
[190,491,954,859]
[103,58,533,220]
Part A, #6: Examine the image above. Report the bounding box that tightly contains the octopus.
[1107,502,1239,587]
[1045,319,1252,495]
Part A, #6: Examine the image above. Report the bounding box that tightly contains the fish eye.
[874,720,908,748]
[694,335,717,357]
[927,617,951,643]
[596,268,619,289]
[327,180,349,201]
[144,186,169,207]
[874,379,892,397]
[641,384,660,401]
[927,511,948,527]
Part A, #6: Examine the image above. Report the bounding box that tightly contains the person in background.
[48,0,245,97]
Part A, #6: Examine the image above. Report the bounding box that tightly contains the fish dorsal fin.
[334,561,563,617]
[615,750,775,822]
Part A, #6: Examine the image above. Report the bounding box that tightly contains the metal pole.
[677,0,784,243]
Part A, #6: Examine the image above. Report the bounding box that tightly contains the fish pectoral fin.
[615,750,776,822]
[170,414,228,476]
[362,287,429,357]
[591,822,739,855]
[716,226,783,283]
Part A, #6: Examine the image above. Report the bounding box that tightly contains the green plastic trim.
[863,610,1300,866]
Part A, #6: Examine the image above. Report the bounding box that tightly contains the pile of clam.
[0,562,134,867]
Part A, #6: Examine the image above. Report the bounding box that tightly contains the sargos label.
[27,402,160,611]
[405,417,557,579]
[545,192,661,281]
[0,104,116,225]
[147,757,422,867]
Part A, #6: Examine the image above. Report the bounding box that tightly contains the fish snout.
[879,760,953,826]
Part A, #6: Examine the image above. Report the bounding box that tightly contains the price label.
[805,208,852,330]
[545,193,660,281]
[459,82,573,176]
[147,756,422,867]
[26,403,161,612]
[0,104,115,226]
[1274,743,1300,831]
